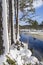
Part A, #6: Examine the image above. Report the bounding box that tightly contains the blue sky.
[16,0,43,25]
[33,5,43,24]
[36,5,43,23]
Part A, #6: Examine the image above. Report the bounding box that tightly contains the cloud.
[24,0,43,11]
[33,0,43,8]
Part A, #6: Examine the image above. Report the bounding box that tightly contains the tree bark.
[9,0,14,45]
[14,0,19,41]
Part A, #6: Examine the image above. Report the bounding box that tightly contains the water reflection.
[20,33,43,61]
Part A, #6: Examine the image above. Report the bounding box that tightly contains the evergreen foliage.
[32,20,38,29]
[3,62,6,65]
[19,0,35,22]
[3,55,17,65]
[23,63,31,65]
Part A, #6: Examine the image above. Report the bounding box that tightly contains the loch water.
[20,33,43,61]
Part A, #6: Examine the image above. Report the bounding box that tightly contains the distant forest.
[14,20,43,30]
[19,20,43,30]
[19,25,43,30]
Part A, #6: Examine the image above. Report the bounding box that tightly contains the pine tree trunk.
[9,0,14,45]
[0,0,5,55]
[15,0,19,41]
[16,0,18,41]
[12,0,16,43]
[14,0,17,40]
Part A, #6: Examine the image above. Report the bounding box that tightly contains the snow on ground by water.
[9,47,39,65]
[0,45,43,65]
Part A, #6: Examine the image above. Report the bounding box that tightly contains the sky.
[36,5,43,24]
[19,0,43,25]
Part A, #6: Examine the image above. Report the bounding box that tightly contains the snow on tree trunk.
[16,0,19,42]
[2,0,9,54]
[12,0,16,43]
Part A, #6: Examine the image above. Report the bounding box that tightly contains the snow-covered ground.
[9,48,40,65]
[0,43,43,65]
[0,54,6,65]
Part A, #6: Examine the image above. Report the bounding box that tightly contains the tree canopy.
[19,0,35,21]
[14,0,35,21]
[32,20,38,29]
